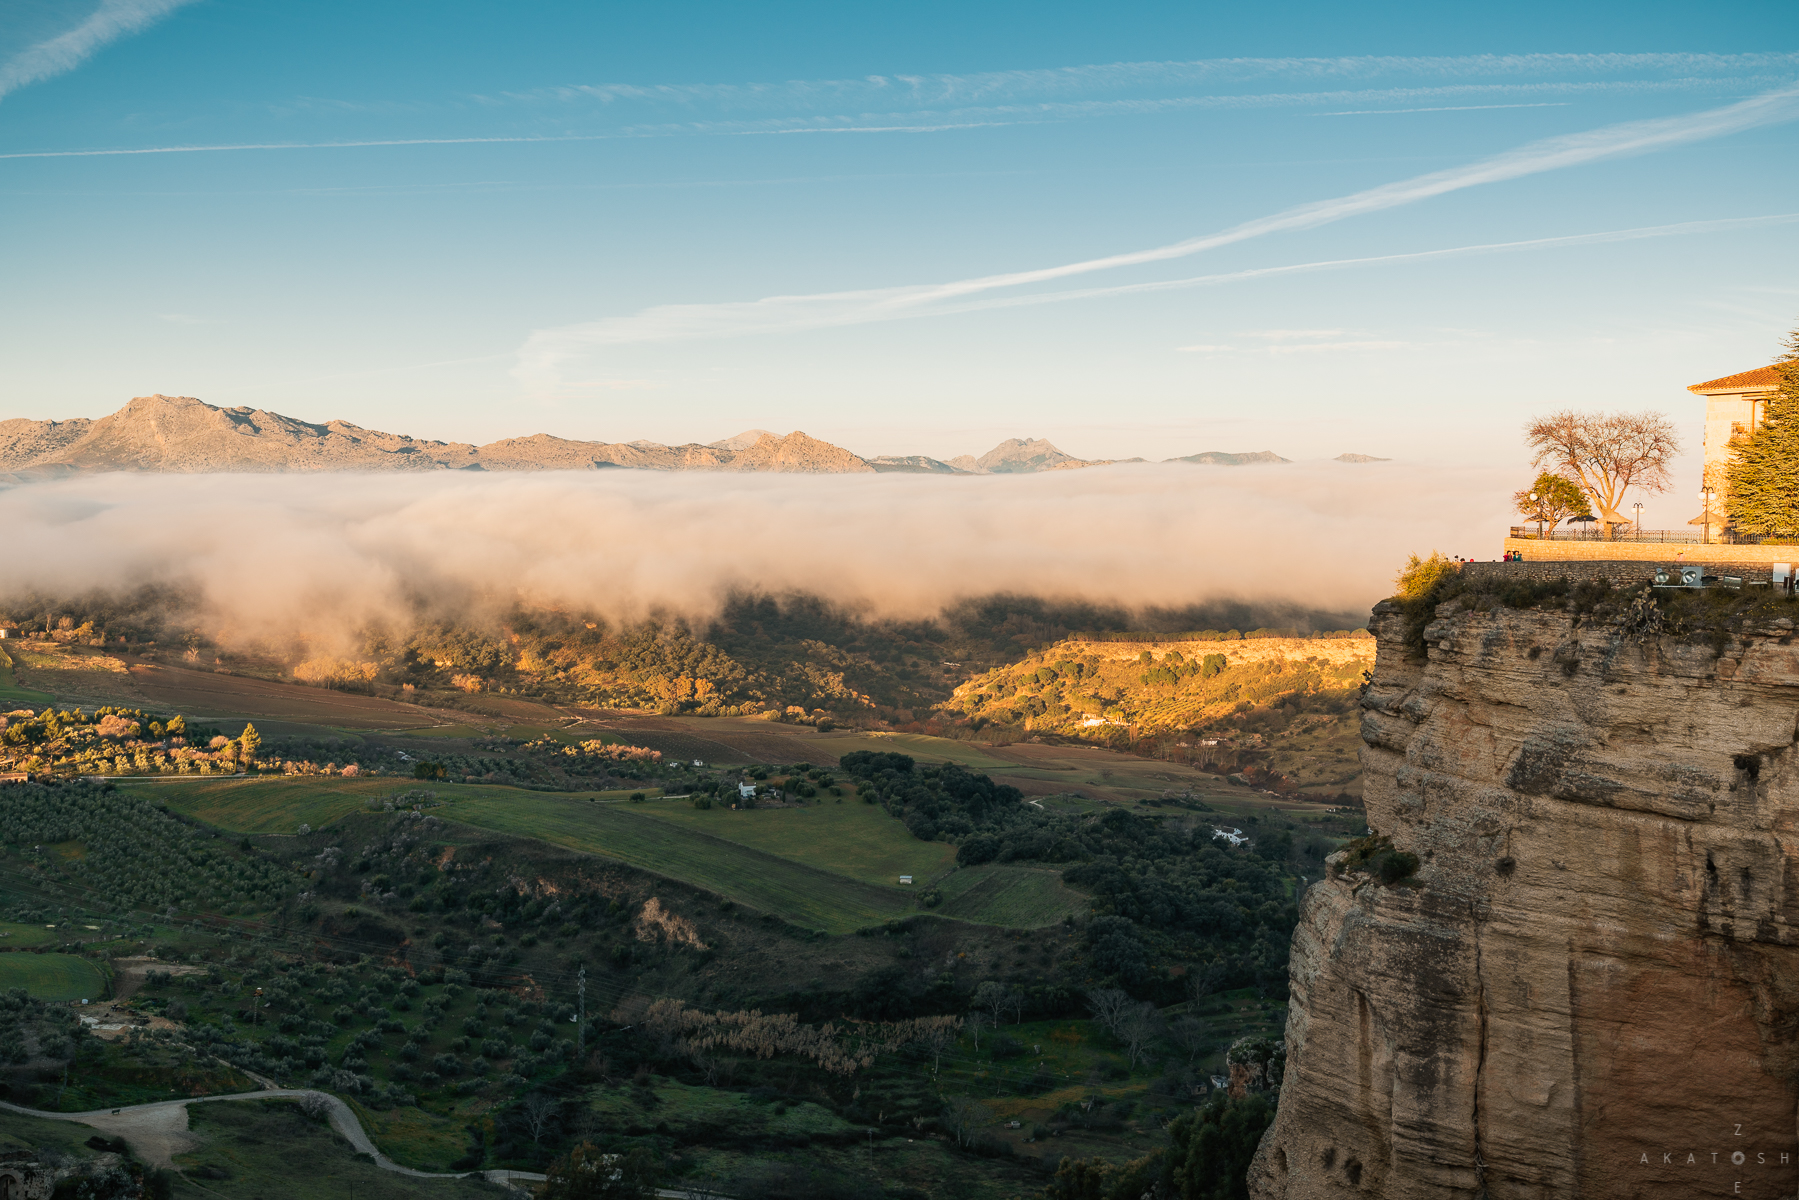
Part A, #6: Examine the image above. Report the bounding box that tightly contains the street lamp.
[1632,502,1644,541]
[1699,486,1715,545]
[1530,491,1542,539]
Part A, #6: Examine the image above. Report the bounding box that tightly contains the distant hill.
[867,455,969,474]
[974,437,1084,473]
[1165,450,1291,466]
[1334,453,1390,462]
[0,396,874,476]
[707,429,778,450]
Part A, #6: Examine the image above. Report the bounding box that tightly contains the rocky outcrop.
[0,396,878,475]
[1251,597,1799,1200]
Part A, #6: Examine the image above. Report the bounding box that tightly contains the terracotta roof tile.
[1688,364,1784,394]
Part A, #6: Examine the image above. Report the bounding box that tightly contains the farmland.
[0,953,107,1002]
[933,863,1089,926]
[128,775,1097,933]
[636,791,959,886]
[135,777,918,934]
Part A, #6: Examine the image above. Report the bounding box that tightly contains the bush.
[1393,551,1455,600]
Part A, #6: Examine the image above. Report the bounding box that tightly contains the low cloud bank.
[0,463,1513,643]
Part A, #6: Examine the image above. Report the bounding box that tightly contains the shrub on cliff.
[1392,551,1455,600]
[1337,834,1420,887]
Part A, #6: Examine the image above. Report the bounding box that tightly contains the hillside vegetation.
[939,633,1373,795]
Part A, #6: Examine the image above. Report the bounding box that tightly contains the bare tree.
[917,1022,956,1075]
[521,1092,561,1143]
[1168,1016,1209,1065]
[1085,987,1130,1038]
[1524,410,1679,537]
[966,1011,988,1052]
[1186,961,1225,1008]
[1119,1003,1160,1069]
[974,981,1014,1028]
[942,1095,994,1148]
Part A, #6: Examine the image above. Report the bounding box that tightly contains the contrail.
[512,83,1799,383]
[0,0,199,102]
[935,213,1799,315]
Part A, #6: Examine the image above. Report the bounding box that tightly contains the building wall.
[1472,558,1781,587]
[1502,536,1797,566]
[1701,391,1773,492]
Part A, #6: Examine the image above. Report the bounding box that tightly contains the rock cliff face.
[1250,597,1799,1200]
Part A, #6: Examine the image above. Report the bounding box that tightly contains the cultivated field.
[637,794,957,886]
[932,863,1089,926]
[0,953,107,1002]
[0,922,65,949]
[131,776,1091,933]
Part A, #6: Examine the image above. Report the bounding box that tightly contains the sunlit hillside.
[938,631,1375,796]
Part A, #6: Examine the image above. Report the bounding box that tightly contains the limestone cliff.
[1250,595,1799,1200]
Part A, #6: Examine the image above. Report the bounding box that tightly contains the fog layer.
[0,463,1512,640]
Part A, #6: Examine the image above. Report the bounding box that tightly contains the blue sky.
[3,1,1797,479]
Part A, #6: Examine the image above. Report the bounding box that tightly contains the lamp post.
[1699,486,1715,545]
[1530,491,1542,539]
[1632,502,1644,542]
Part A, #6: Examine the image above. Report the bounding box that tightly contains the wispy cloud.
[0,0,198,102]
[513,86,1799,388]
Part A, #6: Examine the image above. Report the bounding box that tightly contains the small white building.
[738,782,757,800]
[898,875,913,885]
[692,759,705,767]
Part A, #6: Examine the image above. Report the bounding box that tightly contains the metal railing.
[1508,526,1795,546]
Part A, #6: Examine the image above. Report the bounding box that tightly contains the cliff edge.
[1250,590,1799,1199]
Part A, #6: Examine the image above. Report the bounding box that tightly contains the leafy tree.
[1512,471,1592,533]
[1725,331,1799,538]
[1524,409,1678,537]
[238,722,262,759]
[1162,1094,1277,1200]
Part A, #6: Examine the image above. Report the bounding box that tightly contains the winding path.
[0,1089,546,1191]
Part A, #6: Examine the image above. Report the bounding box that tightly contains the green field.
[176,1100,496,1200]
[0,922,62,948]
[443,794,914,933]
[637,795,957,886]
[0,954,107,1001]
[0,646,53,707]
[932,863,1089,927]
[133,777,1088,933]
[138,778,914,933]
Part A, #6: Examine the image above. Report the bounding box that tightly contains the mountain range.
[0,395,1380,478]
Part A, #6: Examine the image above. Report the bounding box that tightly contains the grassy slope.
[635,794,957,886]
[174,1100,496,1199]
[0,646,53,707]
[138,777,915,934]
[0,954,107,1001]
[443,796,914,934]
[933,864,1088,927]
